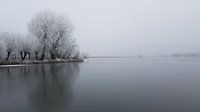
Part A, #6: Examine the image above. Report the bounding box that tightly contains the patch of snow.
[0,65,27,68]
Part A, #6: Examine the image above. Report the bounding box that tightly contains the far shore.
[0,59,84,66]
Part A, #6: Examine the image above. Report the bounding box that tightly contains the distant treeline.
[0,10,88,61]
[171,53,200,57]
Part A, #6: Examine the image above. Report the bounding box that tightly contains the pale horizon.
[0,0,200,56]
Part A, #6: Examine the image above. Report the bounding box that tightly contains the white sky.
[0,0,200,56]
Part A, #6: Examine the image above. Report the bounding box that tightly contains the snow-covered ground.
[0,64,27,68]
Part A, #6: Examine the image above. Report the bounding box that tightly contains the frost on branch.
[0,10,84,62]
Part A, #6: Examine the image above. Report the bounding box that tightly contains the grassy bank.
[0,59,84,65]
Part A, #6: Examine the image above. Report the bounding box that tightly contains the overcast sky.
[0,0,200,56]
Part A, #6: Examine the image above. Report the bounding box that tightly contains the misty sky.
[0,0,200,56]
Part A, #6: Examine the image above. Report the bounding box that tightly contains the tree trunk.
[20,51,24,60]
[50,54,56,60]
[50,50,56,60]
[40,33,47,60]
[5,52,11,61]
[22,53,27,61]
[28,52,31,60]
[35,52,38,60]
[40,46,46,60]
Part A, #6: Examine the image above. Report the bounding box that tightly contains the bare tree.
[61,37,77,59]
[0,38,6,60]
[20,37,33,60]
[0,32,17,61]
[28,10,54,60]
[30,36,41,60]
[28,10,73,60]
[0,10,81,62]
[49,16,73,60]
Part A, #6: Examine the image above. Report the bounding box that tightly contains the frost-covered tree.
[63,38,77,58]
[0,39,6,60]
[28,10,73,60]
[17,35,35,60]
[28,11,53,60]
[49,15,73,59]
[0,32,41,61]
[0,10,82,62]
[30,36,41,60]
[0,32,17,61]
[82,52,89,59]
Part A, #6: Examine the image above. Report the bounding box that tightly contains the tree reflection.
[28,63,80,112]
[0,63,80,112]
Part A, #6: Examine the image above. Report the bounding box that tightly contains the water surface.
[1,58,200,112]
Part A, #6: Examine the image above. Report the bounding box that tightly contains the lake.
[1,58,200,112]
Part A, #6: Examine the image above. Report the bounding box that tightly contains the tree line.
[0,10,85,61]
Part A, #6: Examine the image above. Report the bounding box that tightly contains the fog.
[0,0,200,56]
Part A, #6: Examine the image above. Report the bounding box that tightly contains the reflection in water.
[0,63,80,112]
[2,58,200,112]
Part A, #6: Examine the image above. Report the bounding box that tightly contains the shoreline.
[0,59,84,66]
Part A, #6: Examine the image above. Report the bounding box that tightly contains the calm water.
[1,58,200,112]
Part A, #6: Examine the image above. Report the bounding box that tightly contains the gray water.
[1,58,200,112]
